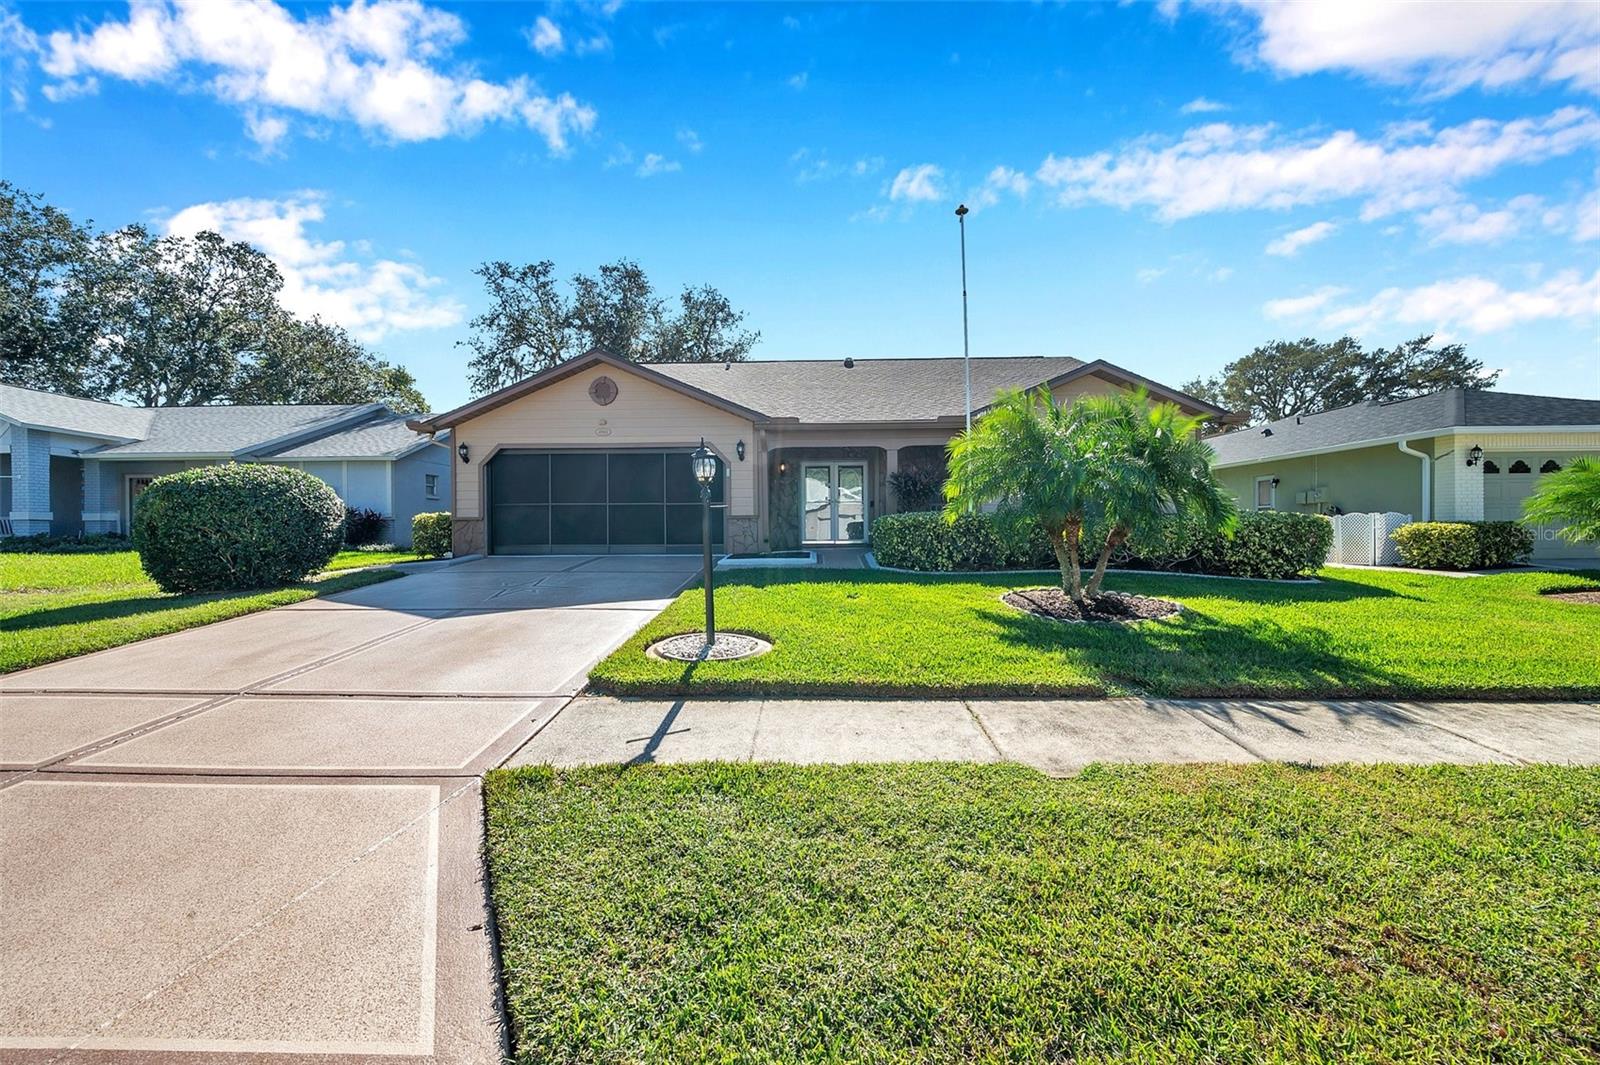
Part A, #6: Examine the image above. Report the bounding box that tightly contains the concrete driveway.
[0,554,699,1063]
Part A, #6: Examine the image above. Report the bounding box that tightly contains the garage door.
[1483,451,1599,563]
[487,449,726,554]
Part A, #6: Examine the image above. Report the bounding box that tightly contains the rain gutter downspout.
[1396,440,1431,521]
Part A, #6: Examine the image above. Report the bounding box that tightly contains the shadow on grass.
[0,570,395,633]
[718,566,1413,604]
[977,599,1410,701]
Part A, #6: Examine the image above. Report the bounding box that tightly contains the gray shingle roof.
[265,415,446,459]
[649,356,1088,422]
[0,384,154,441]
[86,404,375,457]
[1206,389,1600,466]
[0,385,434,460]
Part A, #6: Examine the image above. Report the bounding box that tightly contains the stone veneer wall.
[452,517,485,557]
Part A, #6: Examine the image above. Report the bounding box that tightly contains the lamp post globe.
[690,440,718,647]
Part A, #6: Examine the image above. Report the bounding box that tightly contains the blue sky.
[5,0,1599,410]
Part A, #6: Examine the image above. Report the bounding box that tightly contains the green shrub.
[887,467,944,512]
[1472,521,1534,568]
[412,511,453,557]
[0,532,130,554]
[872,509,1331,579]
[343,505,388,546]
[132,464,345,593]
[869,512,952,570]
[1393,522,1479,570]
[1196,511,1333,580]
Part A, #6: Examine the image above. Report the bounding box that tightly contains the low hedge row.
[1393,520,1534,570]
[870,509,1333,580]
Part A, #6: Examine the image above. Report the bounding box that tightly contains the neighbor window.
[424,473,440,499]
[1254,477,1276,511]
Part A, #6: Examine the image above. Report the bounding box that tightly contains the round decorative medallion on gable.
[588,376,619,406]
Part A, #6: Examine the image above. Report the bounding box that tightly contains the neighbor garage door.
[1483,450,1599,563]
[487,449,726,554]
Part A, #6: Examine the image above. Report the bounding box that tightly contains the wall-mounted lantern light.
[457,442,470,464]
[1466,444,1484,467]
[736,439,746,461]
[1271,477,1280,487]
[778,460,788,475]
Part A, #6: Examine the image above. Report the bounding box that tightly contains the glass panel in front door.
[803,466,833,542]
[836,465,865,541]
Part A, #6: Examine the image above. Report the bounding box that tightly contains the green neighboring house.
[1206,388,1600,563]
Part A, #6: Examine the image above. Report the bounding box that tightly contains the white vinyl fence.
[1329,511,1412,566]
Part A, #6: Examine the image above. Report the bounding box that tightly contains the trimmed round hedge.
[133,464,346,593]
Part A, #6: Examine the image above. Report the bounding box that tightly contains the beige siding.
[452,364,757,519]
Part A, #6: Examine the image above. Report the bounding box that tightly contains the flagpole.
[956,204,971,434]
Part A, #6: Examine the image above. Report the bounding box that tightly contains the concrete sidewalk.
[508,695,1600,773]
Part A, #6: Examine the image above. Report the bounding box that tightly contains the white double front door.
[801,463,867,544]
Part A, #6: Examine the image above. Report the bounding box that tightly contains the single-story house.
[1207,388,1600,562]
[408,348,1226,556]
[0,384,451,546]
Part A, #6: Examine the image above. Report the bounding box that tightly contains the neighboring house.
[408,348,1225,557]
[1207,388,1600,562]
[0,385,451,546]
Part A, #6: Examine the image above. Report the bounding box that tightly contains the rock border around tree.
[1001,587,1183,625]
[647,632,774,662]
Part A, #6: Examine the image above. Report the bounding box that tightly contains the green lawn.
[323,548,430,570]
[590,566,1600,699]
[0,548,400,673]
[485,762,1600,1064]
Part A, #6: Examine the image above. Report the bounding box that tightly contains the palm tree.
[945,387,1236,603]
[1523,457,1600,545]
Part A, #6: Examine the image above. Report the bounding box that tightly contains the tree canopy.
[460,257,760,395]
[1183,335,1499,428]
[0,182,428,410]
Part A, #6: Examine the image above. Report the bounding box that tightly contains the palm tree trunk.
[1050,521,1085,602]
[1083,528,1127,599]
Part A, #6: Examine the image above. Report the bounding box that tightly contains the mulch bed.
[1003,587,1182,625]
[1543,590,1600,606]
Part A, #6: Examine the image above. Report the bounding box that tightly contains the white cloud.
[636,152,680,177]
[791,149,883,183]
[787,71,808,90]
[1414,196,1544,245]
[1263,285,1348,319]
[1179,96,1228,114]
[970,165,1031,208]
[1208,266,1234,282]
[163,193,463,341]
[1575,187,1600,241]
[889,163,944,203]
[525,15,563,57]
[1033,107,1600,221]
[1192,0,1600,95]
[34,0,597,152]
[1319,269,1600,334]
[1136,267,1168,284]
[245,109,290,153]
[574,31,611,56]
[676,127,702,153]
[1265,220,1337,256]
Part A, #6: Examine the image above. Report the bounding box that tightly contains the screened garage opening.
[488,449,726,554]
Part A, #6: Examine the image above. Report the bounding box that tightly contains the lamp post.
[690,440,719,648]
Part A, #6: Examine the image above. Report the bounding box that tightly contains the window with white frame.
[424,473,440,499]
[1254,476,1276,511]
